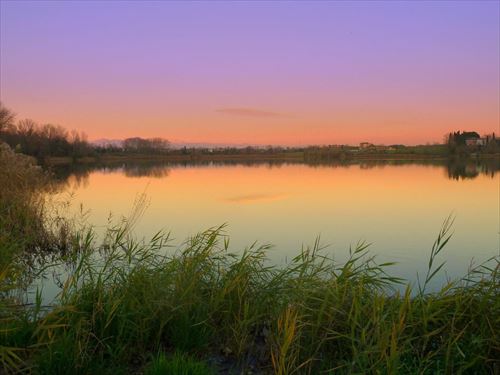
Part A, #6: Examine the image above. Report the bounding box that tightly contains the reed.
[0,143,73,270]
[0,220,498,374]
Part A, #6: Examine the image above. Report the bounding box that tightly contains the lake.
[47,158,499,293]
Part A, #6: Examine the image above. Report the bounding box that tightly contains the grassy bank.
[1,224,499,374]
[0,143,70,268]
[1,143,499,374]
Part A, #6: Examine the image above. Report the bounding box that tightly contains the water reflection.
[50,158,499,190]
[28,157,500,303]
[446,158,499,180]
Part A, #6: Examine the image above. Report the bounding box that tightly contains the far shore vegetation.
[1,103,499,168]
[0,104,499,374]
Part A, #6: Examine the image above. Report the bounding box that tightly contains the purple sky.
[1,1,499,145]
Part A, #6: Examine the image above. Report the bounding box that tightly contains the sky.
[1,1,499,146]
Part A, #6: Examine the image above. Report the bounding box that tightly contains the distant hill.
[91,138,260,149]
[169,141,260,149]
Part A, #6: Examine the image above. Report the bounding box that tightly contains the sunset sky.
[1,1,499,146]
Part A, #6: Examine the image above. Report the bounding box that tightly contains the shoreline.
[43,152,499,166]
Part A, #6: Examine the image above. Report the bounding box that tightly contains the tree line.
[0,103,170,159]
[2,103,499,162]
[446,131,498,155]
[0,103,93,159]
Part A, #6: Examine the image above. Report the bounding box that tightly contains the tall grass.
[0,143,73,269]
[0,143,47,265]
[0,142,77,372]
[0,221,498,374]
[144,352,215,375]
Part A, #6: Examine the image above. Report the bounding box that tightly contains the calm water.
[49,159,499,291]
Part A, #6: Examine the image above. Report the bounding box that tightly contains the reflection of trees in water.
[446,158,499,180]
[123,165,170,178]
[50,161,173,189]
[357,160,443,169]
[308,158,499,179]
[48,164,92,192]
[50,157,499,188]
[51,160,298,188]
[170,159,298,168]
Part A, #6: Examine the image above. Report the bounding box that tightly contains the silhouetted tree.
[0,103,94,159]
[0,102,16,132]
[123,137,170,153]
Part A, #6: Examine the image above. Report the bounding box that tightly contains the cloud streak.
[216,108,289,118]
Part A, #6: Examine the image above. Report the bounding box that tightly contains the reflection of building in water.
[447,158,499,180]
[464,164,480,178]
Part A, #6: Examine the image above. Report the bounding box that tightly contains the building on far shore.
[359,142,374,149]
[465,138,487,147]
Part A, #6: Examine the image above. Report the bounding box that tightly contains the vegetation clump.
[0,217,498,374]
[0,142,49,266]
[144,352,216,375]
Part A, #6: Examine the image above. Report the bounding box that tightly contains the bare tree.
[17,119,37,138]
[0,102,16,132]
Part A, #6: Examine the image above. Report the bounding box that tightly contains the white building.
[465,138,487,146]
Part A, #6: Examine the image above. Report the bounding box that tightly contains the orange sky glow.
[1,2,499,146]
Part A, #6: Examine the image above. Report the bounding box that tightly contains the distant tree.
[148,137,170,151]
[69,129,91,159]
[448,131,480,146]
[123,137,147,152]
[446,131,476,155]
[123,137,170,154]
[0,104,94,159]
[0,102,16,132]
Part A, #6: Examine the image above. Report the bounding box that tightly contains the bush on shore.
[0,142,49,267]
[0,143,72,268]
